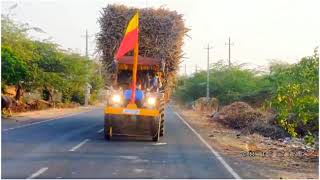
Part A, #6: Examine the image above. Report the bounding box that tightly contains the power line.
[225,37,234,67]
[204,44,213,99]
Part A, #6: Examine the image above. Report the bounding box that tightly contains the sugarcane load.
[97,5,188,141]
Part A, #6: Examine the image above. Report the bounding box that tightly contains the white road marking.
[97,128,104,133]
[27,167,48,179]
[133,168,144,173]
[119,155,138,160]
[153,142,167,145]
[69,139,89,152]
[3,110,93,132]
[133,159,149,163]
[174,111,241,179]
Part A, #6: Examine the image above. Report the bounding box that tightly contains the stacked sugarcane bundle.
[96,4,189,91]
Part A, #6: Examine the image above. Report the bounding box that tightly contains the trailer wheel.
[160,113,165,137]
[104,114,111,140]
[159,103,165,137]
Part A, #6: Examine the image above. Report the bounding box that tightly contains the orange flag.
[115,12,139,60]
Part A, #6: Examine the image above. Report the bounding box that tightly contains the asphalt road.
[2,106,239,179]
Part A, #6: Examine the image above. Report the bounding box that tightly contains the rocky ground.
[174,105,319,179]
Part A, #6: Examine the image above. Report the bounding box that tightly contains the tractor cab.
[108,56,164,108]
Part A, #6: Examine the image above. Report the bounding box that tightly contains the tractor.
[104,56,166,141]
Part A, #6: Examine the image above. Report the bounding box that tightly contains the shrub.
[271,49,319,144]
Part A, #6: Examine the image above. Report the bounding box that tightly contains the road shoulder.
[173,105,319,179]
[1,105,101,131]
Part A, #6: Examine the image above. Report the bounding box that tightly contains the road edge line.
[27,167,48,179]
[69,139,90,152]
[3,109,94,132]
[174,111,241,179]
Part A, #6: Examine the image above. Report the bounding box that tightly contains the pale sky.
[1,0,320,75]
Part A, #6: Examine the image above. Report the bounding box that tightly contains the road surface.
[2,106,239,179]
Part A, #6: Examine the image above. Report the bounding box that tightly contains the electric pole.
[85,30,88,57]
[204,44,213,99]
[225,37,234,67]
[82,29,93,106]
[195,64,198,73]
[184,64,187,76]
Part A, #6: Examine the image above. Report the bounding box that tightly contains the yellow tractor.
[104,56,166,141]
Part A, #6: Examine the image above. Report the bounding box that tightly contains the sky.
[1,0,320,75]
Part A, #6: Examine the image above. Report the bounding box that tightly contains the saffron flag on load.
[115,12,139,60]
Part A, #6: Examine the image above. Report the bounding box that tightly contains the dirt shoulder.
[2,105,102,130]
[173,105,319,179]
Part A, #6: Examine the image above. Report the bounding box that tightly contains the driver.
[124,82,144,107]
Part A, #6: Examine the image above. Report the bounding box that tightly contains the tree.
[271,48,319,143]
[1,16,105,106]
[32,41,66,101]
[1,46,31,100]
[1,16,37,100]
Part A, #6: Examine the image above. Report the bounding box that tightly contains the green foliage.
[271,49,319,143]
[1,15,35,62]
[175,49,319,144]
[1,46,30,86]
[1,16,37,93]
[174,61,271,105]
[1,16,104,105]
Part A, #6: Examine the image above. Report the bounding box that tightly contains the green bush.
[174,49,319,144]
[174,61,270,105]
[271,49,319,143]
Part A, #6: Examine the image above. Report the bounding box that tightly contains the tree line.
[174,48,319,144]
[1,16,104,105]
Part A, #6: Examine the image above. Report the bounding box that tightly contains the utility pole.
[82,29,92,106]
[195,64,198,73]
[204,44,213,99]
[184,64,187,76]
[85,30,88,57]
[225,37,234,67]
[81,30,96,106]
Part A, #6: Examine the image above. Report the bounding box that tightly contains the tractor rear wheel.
[104,114,112,140]
[152,116,161,142]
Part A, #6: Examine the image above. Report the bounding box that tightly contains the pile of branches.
[213,102,264,129]
[212,101,289,139]
[96,5,189,90]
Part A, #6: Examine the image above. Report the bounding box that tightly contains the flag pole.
[131,41,139,103]
[131,12,139,104]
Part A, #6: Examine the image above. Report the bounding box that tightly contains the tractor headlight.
[146,97,156,106]
[111,94,121,104]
